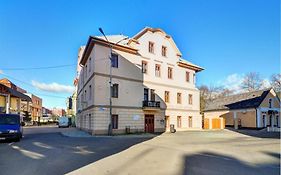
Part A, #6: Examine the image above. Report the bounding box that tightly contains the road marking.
[8,142,15,146]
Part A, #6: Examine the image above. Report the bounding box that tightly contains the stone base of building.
[76,107,201,135]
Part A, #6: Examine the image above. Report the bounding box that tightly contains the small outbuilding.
[203,88,280,130]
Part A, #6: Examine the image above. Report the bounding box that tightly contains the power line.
[0,64,76,71]
[0,72,70,99]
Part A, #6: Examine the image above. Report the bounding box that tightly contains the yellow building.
[0,83,31,115]
[204,88,280,129]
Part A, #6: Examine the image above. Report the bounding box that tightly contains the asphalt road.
[69,129,280,175]
[0,126,280,175]
[0,126,151,175]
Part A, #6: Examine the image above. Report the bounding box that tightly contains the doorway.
[145,115,154,133]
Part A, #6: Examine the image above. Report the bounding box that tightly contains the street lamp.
[98,27,129,135]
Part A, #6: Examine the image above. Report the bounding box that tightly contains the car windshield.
[0,115,20,125]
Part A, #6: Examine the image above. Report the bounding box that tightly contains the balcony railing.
[143,101,160,108]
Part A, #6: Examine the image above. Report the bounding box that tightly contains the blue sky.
[0,0,280,109]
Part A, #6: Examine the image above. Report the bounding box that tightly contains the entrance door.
[145,115,154,133]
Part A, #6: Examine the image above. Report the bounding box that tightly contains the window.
[111,84,118,98]
[89,114,91,129]
[188,116,192,128]
[269,99,272,108]
[177,116,182,128]
[142,61,148,73]
[155,64,161,77]
[112,115,118,129]
[189,94,193,105]
[144,88,149,101]
[84,90,87,101]
[168,67,173,79]
[148,41,154,53]
[276,115,279,127]
[89,57,91,72]
[85,65,87,77]
[111,53,118,68]
[186,71,190,82]
[177,93,182,104]
[193,73,196,84]
[150,89,155,101]
[89,85,92,100]
[165,91,170,103]
[165,116,170,128]
[162,46,167,57]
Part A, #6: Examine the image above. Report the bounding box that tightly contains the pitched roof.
[0,84,32,101]
[204,88,271,111]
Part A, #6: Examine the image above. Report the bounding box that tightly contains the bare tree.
[241,72,263,92]
[198,85,232,113]
[270,74,281,92]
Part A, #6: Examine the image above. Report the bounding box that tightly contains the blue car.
[0,114,23,142]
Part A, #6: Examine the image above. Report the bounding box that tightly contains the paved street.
[0,126,152,175]
[69,129,280,175]
[0,126,280,175]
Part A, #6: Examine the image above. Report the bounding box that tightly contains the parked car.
[0,114,23,142]
[58,116,70,128]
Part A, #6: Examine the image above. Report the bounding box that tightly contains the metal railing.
[143,101,160,108]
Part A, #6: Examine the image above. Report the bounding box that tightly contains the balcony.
[142,101,160,110]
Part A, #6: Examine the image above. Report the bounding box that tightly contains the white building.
[76,27,203,134]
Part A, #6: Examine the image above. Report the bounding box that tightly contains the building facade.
[52,108,66,117]
[204,88,280,129]
[25,94,42,122]
[0,79,32,117]
[76,27,203,135]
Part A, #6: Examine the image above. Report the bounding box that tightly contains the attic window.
[269,99,272,108]
[148,42,154,53]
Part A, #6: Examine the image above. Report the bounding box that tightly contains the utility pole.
[98,28,128,135]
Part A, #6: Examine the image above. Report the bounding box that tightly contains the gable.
[130,27,182,58]
[259,89,280,108]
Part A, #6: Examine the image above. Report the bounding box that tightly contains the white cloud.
[0,70,3,74]
[31,80,74,93]
[261,78,271,89]
[217,73,272,93]
[218,73,244,93]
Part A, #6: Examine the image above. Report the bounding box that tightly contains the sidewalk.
[61,129,92,138]
[61,128,160,138]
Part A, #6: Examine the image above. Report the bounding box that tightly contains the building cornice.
[80,36,139,65]
[177,61,204,72]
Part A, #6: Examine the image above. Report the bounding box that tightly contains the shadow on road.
[225,127,280,139]
[0,131,158,175]
[182,151,280,175]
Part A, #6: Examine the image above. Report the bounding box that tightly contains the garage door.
[212,118,221,129]
[203,118,225,129]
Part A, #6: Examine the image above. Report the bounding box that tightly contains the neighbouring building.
[204,88,280,129]
[42,107,52,116]
[0,81,31,115]
[52,107,66,117]
[72,46,85,115]
[76,27,203,135]
[25,94,42,122]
